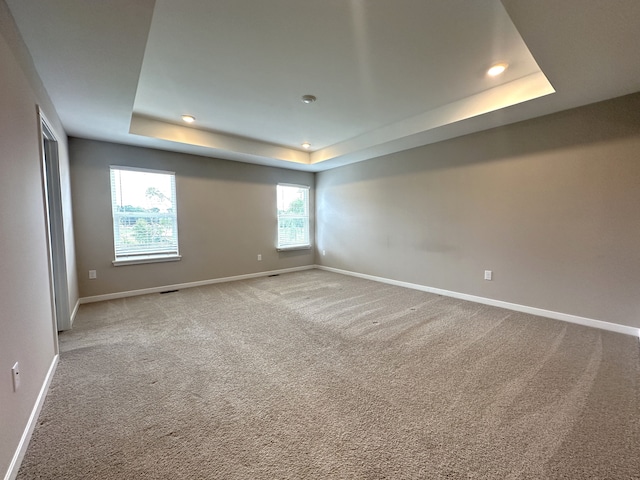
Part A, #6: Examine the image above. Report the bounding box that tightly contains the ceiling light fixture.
[301,95,317,104]
[487,63,508,77]
[181,114,196,123]
[301,142,311,149]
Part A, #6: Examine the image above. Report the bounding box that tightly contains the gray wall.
[0,1,78,476]
[316,93,640,328]
[70,138,315,298]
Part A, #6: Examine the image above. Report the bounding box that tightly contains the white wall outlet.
[484,270,493,281]
[11,362,20,392]
[89,270,97,279]
[257,254,262,261]
[322,250,326,256]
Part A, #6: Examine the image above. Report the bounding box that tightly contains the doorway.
[40,109,71,332]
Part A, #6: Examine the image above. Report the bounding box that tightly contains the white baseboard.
[69,299,80,328]
[77,263,639,338]
[79,265,315,304]
[316,265,640,338]
[4,354,59,480]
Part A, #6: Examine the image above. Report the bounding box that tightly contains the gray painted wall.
[0,2,78,476]
[70,139,315,298]
[316,93,640,328]
[2,0,638,472]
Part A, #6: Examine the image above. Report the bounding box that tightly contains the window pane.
[277,184,310,248]
[110,167,179,258]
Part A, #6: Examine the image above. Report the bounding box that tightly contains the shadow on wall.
[69,136,315,187]
[322,92,640,186]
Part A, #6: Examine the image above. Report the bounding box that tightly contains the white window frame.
[110,166,181,266]
[276,183,311,251]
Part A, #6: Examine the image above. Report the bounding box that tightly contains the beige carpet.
[17,270,640,479]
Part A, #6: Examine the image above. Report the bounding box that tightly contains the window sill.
[113,254,182,266]
[276,245,312,252]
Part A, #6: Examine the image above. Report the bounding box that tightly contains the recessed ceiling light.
[301,142,311,149]
[487,63,508,77]
[301,95,317,104]
[181,114,196,123]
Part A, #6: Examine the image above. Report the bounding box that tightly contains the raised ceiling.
[6,0,640,171]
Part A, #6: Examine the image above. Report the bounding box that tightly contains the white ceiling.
[6,0,640,171]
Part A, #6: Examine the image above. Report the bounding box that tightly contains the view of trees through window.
[277,184,310,248]
[110,167,178,258]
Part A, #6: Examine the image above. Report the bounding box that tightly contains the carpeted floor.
[17,270,640,479]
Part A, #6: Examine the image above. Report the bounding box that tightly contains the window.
[110,166,180,265]
[277,184,310,250]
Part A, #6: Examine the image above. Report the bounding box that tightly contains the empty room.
[1,1,639,479]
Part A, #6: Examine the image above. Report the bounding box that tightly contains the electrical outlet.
[11,362,20,392]
[257,254,262,261]
[89,270,97,279]
[484,270,493,281]
[322,250,326,256]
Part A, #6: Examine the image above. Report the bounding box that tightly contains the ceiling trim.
[129,115,309,165]
[311,72,555,165]
[130,71,554,169]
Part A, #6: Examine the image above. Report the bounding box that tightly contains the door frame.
[38,107,71,336]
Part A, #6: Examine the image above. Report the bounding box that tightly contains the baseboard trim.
[69,299,80,328]
[79,265,316,304]
[4,354,59,480]
[316,265,640,338]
